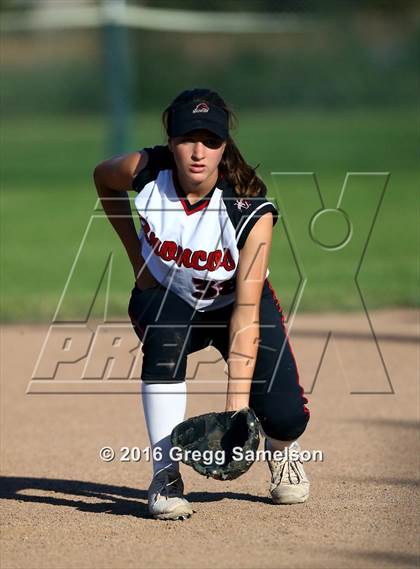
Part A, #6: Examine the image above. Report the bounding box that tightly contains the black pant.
[128,279,310,441]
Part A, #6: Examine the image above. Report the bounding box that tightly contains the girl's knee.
[139,325,190,382]
[252,398,310,441]
[262,411,310,441]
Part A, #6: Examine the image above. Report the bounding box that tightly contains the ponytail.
[219,137,267,198]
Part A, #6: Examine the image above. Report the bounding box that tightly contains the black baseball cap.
[168,101,229,140]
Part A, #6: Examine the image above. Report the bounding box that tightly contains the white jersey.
[132,145,278,312]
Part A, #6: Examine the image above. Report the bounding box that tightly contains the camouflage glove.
[171,407,260,481]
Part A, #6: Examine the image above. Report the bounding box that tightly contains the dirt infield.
[1,309,419,569]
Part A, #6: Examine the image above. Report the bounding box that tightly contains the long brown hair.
[162,88,267,198]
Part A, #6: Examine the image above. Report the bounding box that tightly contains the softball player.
[94,88,310,520]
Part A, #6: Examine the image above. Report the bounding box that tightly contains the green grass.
[1,109,418,322]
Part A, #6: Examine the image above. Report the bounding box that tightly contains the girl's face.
[168,129,226,186]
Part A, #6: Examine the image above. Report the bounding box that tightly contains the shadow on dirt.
[0,476,271,519]
[344,418,419,430]
[331,548,419,568]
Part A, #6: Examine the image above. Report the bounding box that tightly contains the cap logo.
[192,102,210,114]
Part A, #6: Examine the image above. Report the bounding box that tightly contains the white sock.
[141,381,187,476]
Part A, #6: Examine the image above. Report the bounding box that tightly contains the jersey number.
[192,277,236,300]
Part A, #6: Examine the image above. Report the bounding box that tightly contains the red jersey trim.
[172,171,218,216]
